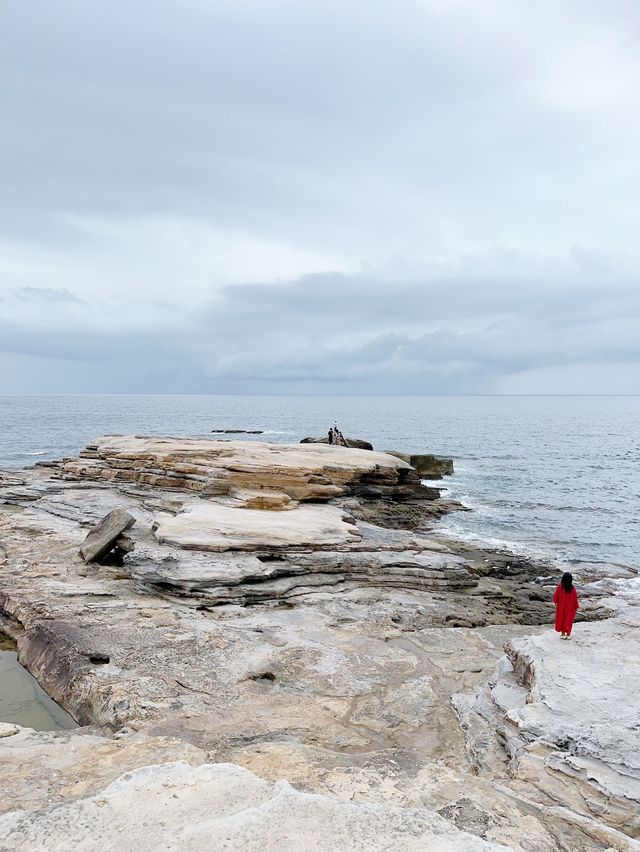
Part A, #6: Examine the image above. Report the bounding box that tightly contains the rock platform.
[0,437,638,851]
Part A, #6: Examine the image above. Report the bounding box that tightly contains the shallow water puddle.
[0,634,77,730]
[0,503,25,514]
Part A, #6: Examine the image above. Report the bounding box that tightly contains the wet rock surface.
[0,437,638,851]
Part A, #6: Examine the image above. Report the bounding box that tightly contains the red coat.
[553,584,579,635]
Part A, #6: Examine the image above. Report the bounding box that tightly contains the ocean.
[0,394,638,572]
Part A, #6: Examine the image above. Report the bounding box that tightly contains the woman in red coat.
[553,572,579,639]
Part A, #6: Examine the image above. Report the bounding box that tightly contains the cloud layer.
[1,0,639,393]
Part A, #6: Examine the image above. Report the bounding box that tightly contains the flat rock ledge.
[58,435,433,502]
[0,759,506,852]
[0,437,638,851]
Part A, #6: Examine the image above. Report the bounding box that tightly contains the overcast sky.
[1,0,639,394]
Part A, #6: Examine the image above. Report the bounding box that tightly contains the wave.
[435,523,558,564]
[452,454,523,461]
[488,499,605,514]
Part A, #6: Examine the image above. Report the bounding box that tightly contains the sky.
[1,0,639,394]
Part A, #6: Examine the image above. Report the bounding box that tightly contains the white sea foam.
[435,522,558,564]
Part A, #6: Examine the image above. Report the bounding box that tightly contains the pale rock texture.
[0,761,508,852]
[0,725,206,815]
[58,435,425,502]
[505,615,640,837]
[154,501,360,551]
[0,437,639,851]
[450,608,640,847]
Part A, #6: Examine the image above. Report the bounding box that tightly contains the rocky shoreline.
[0,437,638,850]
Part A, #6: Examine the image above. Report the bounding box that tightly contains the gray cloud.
[1,1,639,392]
[1,269,638,393]
[10,287,83,304]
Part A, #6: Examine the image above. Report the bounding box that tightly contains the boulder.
[79,508,136,563]
[301,436,374,451]
[386,452,454,478]
[410,455,454,478]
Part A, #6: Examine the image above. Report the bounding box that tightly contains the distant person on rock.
[332,424,346,447]
[553,572,579,639]
[328,427,335,445]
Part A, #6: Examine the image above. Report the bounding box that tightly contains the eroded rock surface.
[0,760,507,852]
[0,725,206,815]
[58,435,428,502]
[154,501,360,551]
[0,437,638,851]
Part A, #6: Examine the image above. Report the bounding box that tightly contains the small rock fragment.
[0,723,20,738]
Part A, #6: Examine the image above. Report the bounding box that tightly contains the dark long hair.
[561,572,573,593]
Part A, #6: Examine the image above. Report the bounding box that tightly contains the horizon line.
[1,393,639,399]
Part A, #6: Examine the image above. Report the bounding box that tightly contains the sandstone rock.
[410,454,454,478]
[438,797,496,840]
[1,438,637,851]
[0,727,207,816]
[59,436,416,502]
[154,501,360,551]
[385,450,411,464]
[504,620,640,837]
[448,609,640,846]
[386,452,454,478]
[0,761,508,851]
[231,489,297,511]
[127,543,476,606]
[79,508,136,562]
[0,724,19,738]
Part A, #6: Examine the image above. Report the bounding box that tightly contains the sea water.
[0,394,638,571]
[0,634,77,730]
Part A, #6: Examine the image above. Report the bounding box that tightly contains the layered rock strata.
[58,435,433,502]
[451,605,640,846]
[0,437,638,851]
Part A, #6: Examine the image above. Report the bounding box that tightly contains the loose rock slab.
[79,507,136,562]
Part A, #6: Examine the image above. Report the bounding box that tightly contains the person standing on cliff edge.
[553,572,579,639]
